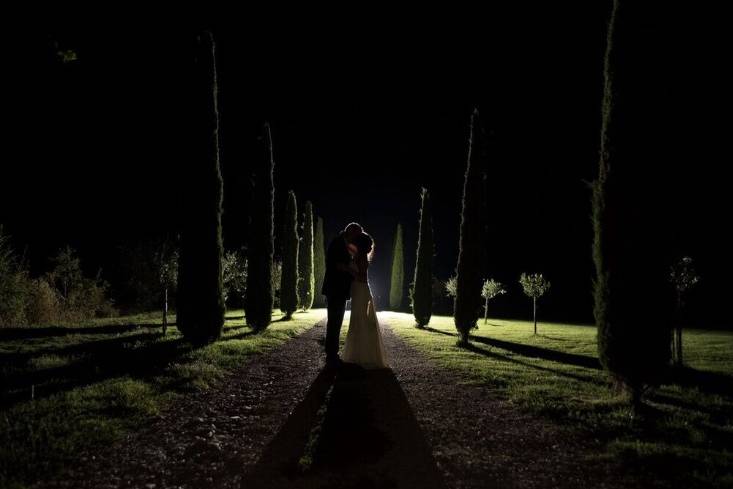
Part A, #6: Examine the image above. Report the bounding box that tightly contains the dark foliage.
[245,123,275,331]
[454,109,486,344]
[298,201,315,311]
[592,0,672,405]
[389,223,404,310]
[176,31,225,345]
[313,216,326,308]
[280,190,299,319]
[412,188,433,327]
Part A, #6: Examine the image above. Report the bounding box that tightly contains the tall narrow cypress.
[245,123,274,331]
[389,223,405,310]
[593,0,671,407]
[313,216,326,308]
[454,109,485,345]
[412,188,433,327]
[176,31,225,344]
[280,191,299,319]
[298,201,315,311]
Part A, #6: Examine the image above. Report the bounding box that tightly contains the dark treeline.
[3,5,730,327]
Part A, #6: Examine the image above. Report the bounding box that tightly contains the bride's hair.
[355,232,375,262]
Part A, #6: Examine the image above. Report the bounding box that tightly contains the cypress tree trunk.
[176,31,225,345]
[389,223,405,310]
[412,188,433,327]
[455,109,485,345]
[313,216,326,308]
[280,191,299,319]
[674,292,683,365]
[245,123,274,331]
[592,0,671,406]
[163,287,168,335]
[533,298,537,335]
[298,201,315,311]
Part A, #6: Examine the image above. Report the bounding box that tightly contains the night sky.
[3,3,730,324]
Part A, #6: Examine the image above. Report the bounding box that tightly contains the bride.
[342,231,389,369]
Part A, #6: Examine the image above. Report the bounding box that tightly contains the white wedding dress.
[342,258,389,369]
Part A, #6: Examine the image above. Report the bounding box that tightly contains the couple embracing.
[321,222,388,370]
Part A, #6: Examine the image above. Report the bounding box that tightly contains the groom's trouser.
[325,295,347,361]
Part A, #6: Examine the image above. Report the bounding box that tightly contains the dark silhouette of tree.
[592,0,671,408]
[280,191,299,319]
[669,256,700,365]
[412,188,433,327]
[158,246,178,335]
[298,201,315,311]
[245,123,275,331]
[389,223,405,310]
[176,31,225,345]
[313,216,326,308]
[454,109,485,345]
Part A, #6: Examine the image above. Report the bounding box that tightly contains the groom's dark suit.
[322,232,353,362]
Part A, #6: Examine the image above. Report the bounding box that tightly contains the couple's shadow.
[241,362,445,489]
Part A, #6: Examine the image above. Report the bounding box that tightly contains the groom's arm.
[327,239,356,277]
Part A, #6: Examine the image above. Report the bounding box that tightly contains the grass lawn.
[0,308,326,489]
[385,312,733,488]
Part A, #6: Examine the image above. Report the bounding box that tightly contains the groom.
[322,222,362,368]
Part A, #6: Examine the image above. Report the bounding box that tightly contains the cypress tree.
[176,31,225,345]
[280,190,299,319]
[389,223,405,310]
[298,201,315,311]
[412,188,433,327]
[592,0,671,407]
[313,216,326,308]
[245,123,274,331]
[454,109,485,345]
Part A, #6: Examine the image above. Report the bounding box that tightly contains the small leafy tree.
[223,249,248,307]
[669,256,700,365]
[49,246,82,300]
[0,227,31,326]
[158,249,178,335]
[481,278,506,325]
[445,275,457,298]
[519,273,550,335]
[48,246,113,321]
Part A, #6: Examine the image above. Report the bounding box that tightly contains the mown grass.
[385,312,733,489]
[0,308,326,489]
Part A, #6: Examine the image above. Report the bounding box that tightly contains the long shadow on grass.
[669,366,733,398]
[651,391,733,422]
[0,331,165,365]
[458,342,605,386]
[0,322,167,340]
[0,334,196,408]
[241,365,446,489]
[1,324,262,408]
[423,327,601,370]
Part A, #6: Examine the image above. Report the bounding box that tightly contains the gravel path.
[381,319,654,489]
[35,315,660,489]
[35,321,327,489]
